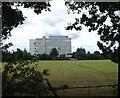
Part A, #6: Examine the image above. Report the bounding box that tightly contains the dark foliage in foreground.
[2,61,50,96]
[65,2,120,63]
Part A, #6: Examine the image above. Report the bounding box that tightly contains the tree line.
[2,47,114,62]
[72,47,112,60]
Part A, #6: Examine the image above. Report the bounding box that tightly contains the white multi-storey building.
[29,36,71,56]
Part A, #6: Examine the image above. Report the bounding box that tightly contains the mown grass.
[36,60,118,87]
[1,60,118,96]
[36,60,118,96]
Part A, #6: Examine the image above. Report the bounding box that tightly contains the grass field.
[35,60,118,96]
[1,60,118,96]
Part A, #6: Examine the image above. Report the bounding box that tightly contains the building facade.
[29,36,71,56]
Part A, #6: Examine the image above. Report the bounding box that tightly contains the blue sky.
[5,0,102,53]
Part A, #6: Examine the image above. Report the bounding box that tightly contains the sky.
[5,0,102,53]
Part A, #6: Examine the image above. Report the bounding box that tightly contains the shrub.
[2,61,49,96]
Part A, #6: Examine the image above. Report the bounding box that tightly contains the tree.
[50,48,59,59]
[2,61,49,96]
[72,52,76,58]
[1,2,51,49]
[2,50,12,62]
[93,51,103,60]
[65,1,119,63]
[1,2,60,97]
[2,48,32,62]
[75,47,86,59]
[23,48,31,59]
[37,54,52,60]
[87,51,90,55]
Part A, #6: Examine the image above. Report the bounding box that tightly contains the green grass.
[1,60,118,96]
[36,60,118,96]
[36,60,118,87]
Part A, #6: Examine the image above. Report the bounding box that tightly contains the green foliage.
[2,2,25,40]
[75,47,86,59]
[2,2,51,40]
[71,48,109,60]
[59,54,68,60]
[37,54,52,60]
[2,47,112,61]
[2,48,32,63]
[1,2,55,96]
[2,51,12,62]
[111,48,118,63]
[86,51,105,60]
[50,48,59,59]
[2,43,13,51]
[1,2,51,50]
[2,61,49,96]
[65,2,119,63]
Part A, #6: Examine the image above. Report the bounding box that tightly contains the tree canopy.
[1,2,51,50]
[65,1,120,63]
[74,47,86,59]
[50,48,59,59]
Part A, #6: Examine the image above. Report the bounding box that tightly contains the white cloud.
[6,0,101,53]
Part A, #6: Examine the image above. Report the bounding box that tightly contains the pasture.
[36,60,118,96]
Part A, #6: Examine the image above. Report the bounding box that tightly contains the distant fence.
[51,84,118,96]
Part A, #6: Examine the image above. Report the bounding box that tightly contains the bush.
[2,61,49,96]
